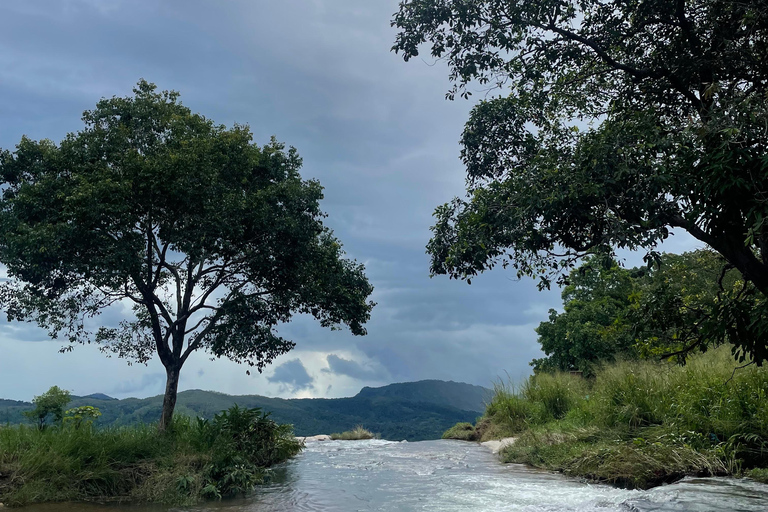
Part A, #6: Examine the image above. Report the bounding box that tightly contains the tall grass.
[330,425,376,440]
[520,372,589,422]
[0,406,302,506]
[453,347,768,488]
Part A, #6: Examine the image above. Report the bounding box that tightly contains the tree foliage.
[392,0,768,362]
[532,256,641,375]
[23,386,71,430]
[0,81,375,428]
[532,250,750,374]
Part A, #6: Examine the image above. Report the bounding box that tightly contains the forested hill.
[356,379,491,412]
[0,380,489,441]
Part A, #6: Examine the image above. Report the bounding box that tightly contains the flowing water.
[21,439,768,511]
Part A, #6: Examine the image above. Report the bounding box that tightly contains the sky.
[0,1,702,402]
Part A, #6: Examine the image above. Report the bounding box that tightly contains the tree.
[0,81,375,430]
[532,256,640,375]
[63,405,102,430]
[392,1,768,362]
[532,250,740,373]
[23,386,71,430]
[630,249,749,361]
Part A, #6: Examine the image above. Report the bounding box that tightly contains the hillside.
[356,379,490,412]
[0,380,489,441]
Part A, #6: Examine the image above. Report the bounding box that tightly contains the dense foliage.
[22,386,71,430]
[448,348,768,488]
[392,0,768,363]
[0,81,374,428]
[532,250,744,374]
[0,406,301,506]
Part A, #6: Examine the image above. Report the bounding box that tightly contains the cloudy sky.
[0,1,700,402]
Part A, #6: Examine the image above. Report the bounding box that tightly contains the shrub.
[442,422,477,441]
[330,425,376,440]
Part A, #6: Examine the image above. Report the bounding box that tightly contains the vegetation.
[442,422,477,441]
[22,386,72,430]
[393,0,768,364]
[0,405,301,506]
[0,380,487,442]
[532,250,743,375]
[330,425,376,440]
[0,80,374,430]
[446,348,768,489]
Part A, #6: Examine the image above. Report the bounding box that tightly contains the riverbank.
[445,347,768,489]
[0,406,301,507]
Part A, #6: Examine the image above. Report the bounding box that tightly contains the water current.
[22,439,768,511]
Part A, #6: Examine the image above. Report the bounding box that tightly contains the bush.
[330,425,376,440]
[442,422,477,441]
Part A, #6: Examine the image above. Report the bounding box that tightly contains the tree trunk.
[158,364,181,432]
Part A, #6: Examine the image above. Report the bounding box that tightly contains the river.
[21,439,768,511]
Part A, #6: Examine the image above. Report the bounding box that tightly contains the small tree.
[63,405,102,430]
[0,81,375,430]
[23,386,71,430]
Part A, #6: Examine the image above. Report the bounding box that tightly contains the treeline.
[532,249,764,376]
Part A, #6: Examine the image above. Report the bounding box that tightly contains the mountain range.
[0,380,490,441]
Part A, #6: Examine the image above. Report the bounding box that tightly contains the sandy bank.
[480,437,517,454]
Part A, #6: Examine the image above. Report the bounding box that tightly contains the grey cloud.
[322,355,389,381]
[267,359,314,392]
[109,373,165,397]
[0,323,51,342]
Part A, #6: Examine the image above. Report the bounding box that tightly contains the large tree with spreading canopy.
[0,81,375,429]
[392,0,768,363]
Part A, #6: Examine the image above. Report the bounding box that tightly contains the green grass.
[746,468,768,483]
[457,347,768,489]
[442,422,478,441]
[330,425,376,440]
[0,406,302,506]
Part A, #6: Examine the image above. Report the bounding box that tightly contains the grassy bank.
[330,425,376,440]
[0,406,301,506]
[445,347,768,488]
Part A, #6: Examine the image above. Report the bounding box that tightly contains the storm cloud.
[267,359,315,393]
[322,355,389,381]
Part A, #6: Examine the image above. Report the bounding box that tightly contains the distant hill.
[356,380,491,412]
[82,393,117,401]
[0,380,489,441]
